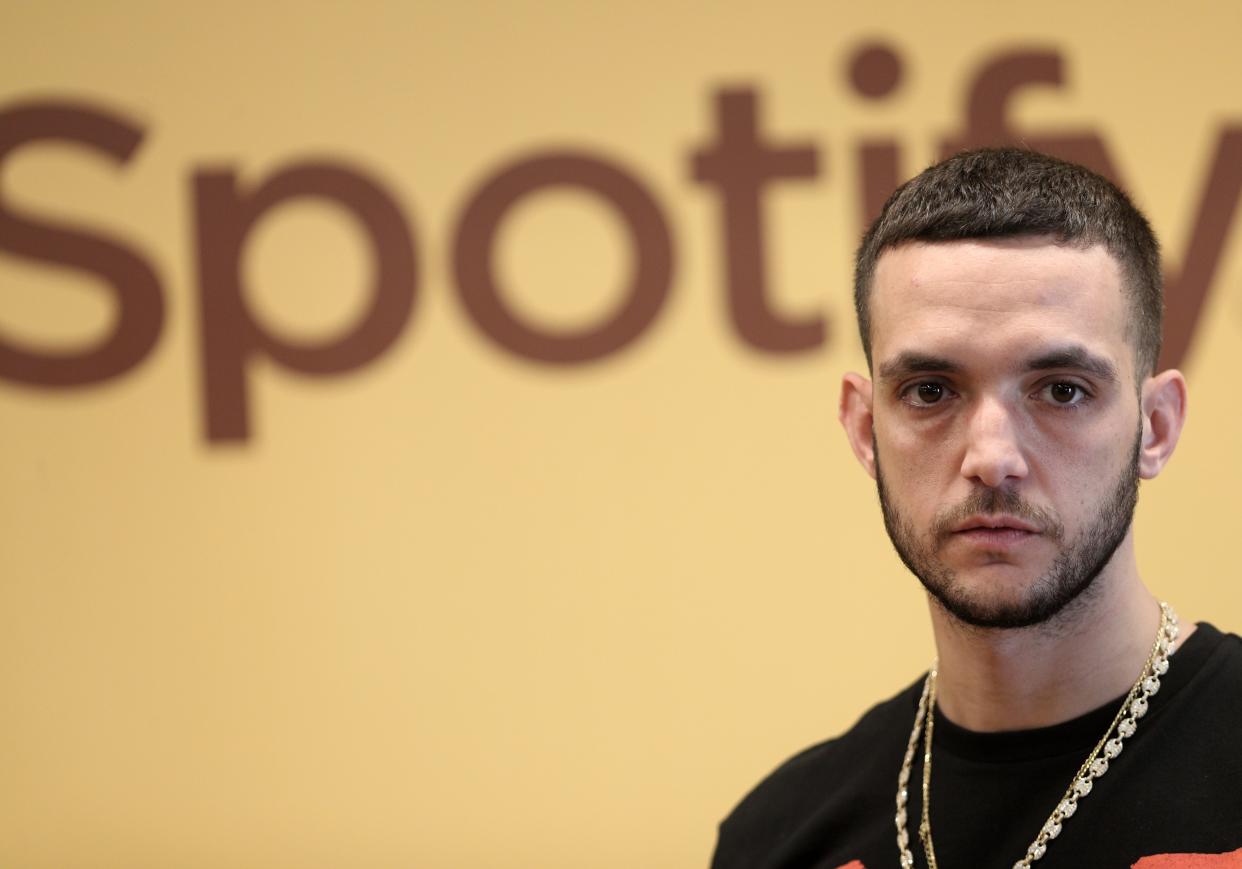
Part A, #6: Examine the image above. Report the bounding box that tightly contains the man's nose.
[959,396,1029,488]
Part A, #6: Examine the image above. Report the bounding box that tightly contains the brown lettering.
[0,100,163,386]
[452,152,672,363]
[847,44,906,228]
[858,140,901,231]
[941,50,1121,179]
[1160,127,1242,371]
[691,89,824,352]
[193,162,417,441]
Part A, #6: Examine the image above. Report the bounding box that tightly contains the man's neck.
[928,546,1192,733]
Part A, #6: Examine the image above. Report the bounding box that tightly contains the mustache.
[930,487,1065,542]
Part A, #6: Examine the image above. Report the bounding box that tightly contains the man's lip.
[951,515,1042,534]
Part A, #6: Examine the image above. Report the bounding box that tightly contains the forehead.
[869,237,1132,375]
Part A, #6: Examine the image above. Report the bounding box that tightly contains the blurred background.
[3,2,1242,867]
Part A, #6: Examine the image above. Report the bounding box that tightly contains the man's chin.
[929,593,1062,629]
[919,573,1081,630]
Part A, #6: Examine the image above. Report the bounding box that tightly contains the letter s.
[0,100,163,386]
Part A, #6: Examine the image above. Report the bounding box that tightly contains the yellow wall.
[3,2,1241,867]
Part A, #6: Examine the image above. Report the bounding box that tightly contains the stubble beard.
[874,432,1141,630]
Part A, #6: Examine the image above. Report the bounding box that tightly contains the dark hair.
[853,147,1163,374]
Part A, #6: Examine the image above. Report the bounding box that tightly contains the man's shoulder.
[1185,621,1242,709]
[753,676,923,791]
[1203,621,1242,658]
[1180,621,1242,683]
[713,676,925,868]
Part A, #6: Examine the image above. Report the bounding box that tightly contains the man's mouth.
[949,515,1042,546]
[952,514,1041,534]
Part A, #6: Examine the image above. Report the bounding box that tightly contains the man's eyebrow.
[876,353,961,382]
[876,348,1119,383]
[1025,346,1119,382]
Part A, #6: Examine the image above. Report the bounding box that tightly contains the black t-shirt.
[713,623,1242,869]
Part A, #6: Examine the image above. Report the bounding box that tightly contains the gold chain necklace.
[894,602,1178,869]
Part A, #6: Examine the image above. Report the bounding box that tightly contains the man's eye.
[903,382,949,406]
[1042,382,1088,405]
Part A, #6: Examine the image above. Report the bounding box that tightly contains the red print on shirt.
[1133,847,1242,868]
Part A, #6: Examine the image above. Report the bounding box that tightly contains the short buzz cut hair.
[853,147,1164,375]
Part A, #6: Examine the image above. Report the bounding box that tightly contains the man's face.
[857,237,1145,628]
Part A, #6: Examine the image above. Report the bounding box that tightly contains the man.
[711,148,1242,868]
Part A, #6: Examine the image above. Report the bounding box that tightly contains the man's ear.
[1139,368,1188,480]
[840,372,877,479]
